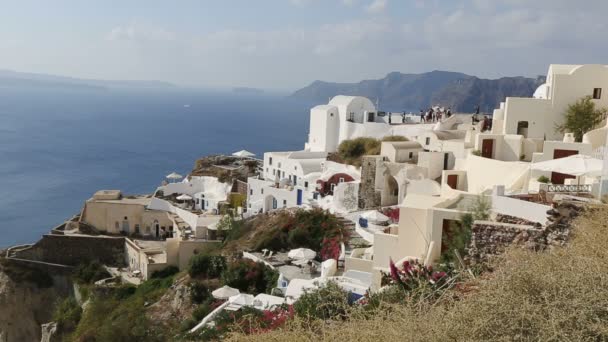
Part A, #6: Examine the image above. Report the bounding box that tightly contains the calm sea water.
[0,87,314,248]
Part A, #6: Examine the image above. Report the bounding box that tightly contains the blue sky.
[1,0,607,90]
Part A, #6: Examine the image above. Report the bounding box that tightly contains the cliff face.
[291,70,545,113]
[0,261,69,342]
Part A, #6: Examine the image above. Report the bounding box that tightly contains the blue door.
[297,189,303,205]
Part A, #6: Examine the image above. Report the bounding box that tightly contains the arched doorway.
[264,195,278,212]
[383,175,400,206]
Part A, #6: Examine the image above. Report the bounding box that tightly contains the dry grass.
[229,204,608,342]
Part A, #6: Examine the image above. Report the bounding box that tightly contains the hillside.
[291,70,545,113]
[0,70,175,90]
[231,203,608,341]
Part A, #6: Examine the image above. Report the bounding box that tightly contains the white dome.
[533,83,548,99]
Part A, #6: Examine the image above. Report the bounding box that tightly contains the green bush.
[556,96,607,142]
[188,254,227,278]
[537,175,550,184]
[293,282,350,321]
[192,301,213,321]
[150,266,179,279]
[73,261,110,284]
[221,259,278,295]
[381,135,408,142]
[254,209,345,253]
[190,281,210,304]
[337,137,381,165]
[471,150,482,156]
[54,297,82,332]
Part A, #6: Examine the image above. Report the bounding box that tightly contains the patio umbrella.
[288,248,316,260]
[212,285,240,299]
[166,172,183,183]
[176,194,193,201]
[228,293,255,306]
[532,155,603,176]
[232,150,256,158]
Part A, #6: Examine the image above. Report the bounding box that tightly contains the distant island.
[232,86,264,94]
[0,70,176,91]
[291,70,545,113]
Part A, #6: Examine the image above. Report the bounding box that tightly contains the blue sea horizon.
[0,87,315,248]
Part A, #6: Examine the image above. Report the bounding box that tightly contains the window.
[261,188,264,194]
[278,162,282,168]
[282,171,285,178]
[339,177,345,183]
[273,169,276,176]
[330,113,334,117]
[305,181,309,188]
[593,88,602,99]
[249,189,253,195]
[266,168,268,173]
[124,216,128,220]
[294,166,297,170]
[135,224,140,234]
[349,112,355,121]
[283,199,287,207]
[409,152,413,159]
[269,157,273,165]
[331,184,336,192]
[392,188,398,196]
[425,137,431,145]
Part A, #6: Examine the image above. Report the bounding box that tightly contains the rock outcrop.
[467,200,586,265]
[0,266,62,342]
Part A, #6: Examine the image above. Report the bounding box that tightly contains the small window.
[249,189,253,195]
[331,184,336,192]
[593,88,602,99]
[261,188,264,194]
[124,216,128,220]
[294,166,297,170]
[339,177,345,183]
[409,152,413,159]
[425,137,431,145]
[305,181,309,188]
[273,169,276,176]
[269,157,273,165]
[266,168,268,173]
[283,199,287,206]
[330,113,334,117]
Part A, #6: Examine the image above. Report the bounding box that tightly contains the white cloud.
[366,0,387,13]
[105,24,176,42]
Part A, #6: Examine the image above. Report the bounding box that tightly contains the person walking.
[475,105,480,115]
[420,109,425,123]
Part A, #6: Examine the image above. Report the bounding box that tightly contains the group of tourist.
[419,106,452,123]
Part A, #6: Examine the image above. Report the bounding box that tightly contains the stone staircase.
[335,214,371,253]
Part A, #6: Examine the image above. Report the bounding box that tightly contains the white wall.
[492,195,550,225]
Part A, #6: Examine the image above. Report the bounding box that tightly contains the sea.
[0,87,315,248]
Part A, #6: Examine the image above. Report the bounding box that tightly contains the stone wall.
[467,200,586,265]
[12,234,126,267]
[358,156,382,209]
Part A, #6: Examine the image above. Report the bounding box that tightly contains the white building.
[492,64,608,141]
[305,95,435,153]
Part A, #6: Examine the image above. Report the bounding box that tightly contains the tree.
[556,96,606,142]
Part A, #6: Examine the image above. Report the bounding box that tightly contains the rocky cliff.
[291,70,545,113]
[0,261,67,342]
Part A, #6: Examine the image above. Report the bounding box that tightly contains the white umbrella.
[166,172,183,180]
[212,285,240,299]
[532,155,603,176]
[362,210,390,223]
[288,248,316,260]
[232,150,256,158]
[176,194,193,201]
[228,293,254,306]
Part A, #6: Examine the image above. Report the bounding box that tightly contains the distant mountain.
[291,70,545,113]
[0,70,176,91]
[232,87,264,94]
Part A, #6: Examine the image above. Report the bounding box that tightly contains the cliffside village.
[6,64,608,331]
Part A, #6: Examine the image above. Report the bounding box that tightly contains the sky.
[1,0,608,90]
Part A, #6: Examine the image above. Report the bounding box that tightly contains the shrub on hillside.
[190,281,210,304]
[221,259,278,295]
[73,261,110,284]
[254,209,345,253]
[54,297,82,332]
[150,266,179,279]
[381,135,408,142]
[293,282,350,321]
[337,137,381,165]
[188,254,227,278]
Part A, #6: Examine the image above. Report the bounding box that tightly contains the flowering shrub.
[221,259,278,295]
[387,259,448,293]
[213,305,294,336]
[320,236,341,261]
[381,207,400,223]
